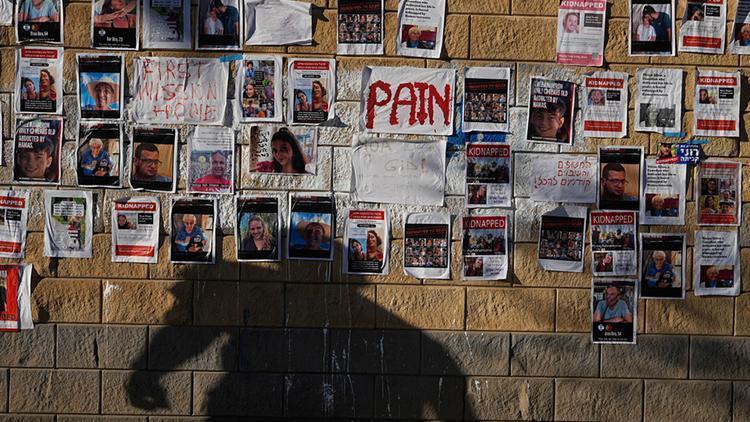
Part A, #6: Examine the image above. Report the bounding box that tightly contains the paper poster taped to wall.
[640,233,685,299]
[679,0,726,54]
[694,230,740,296]
[731,0,750,53]
[16,0,63,43]
[538,205,586,273]
[187,126,234,194]
[15,47,63,115]
[462,214,508,281]
[337,0,383,55]
[351,136,446,206]
[694,70,740,137]
[287,193,335,261]
[237,55,282,122]
[143,0,192,50]
[531,154,597,204]
[0,0,13,26]
[344,209,389,275]
[404,212,450,279]
[197,0,242,50]
[112,196,160,264]
[526,77,576,144]
[590,211,637,277]
[466,142,511,208]
[170,197,217,264]
[91,0,139,49]
[0,264,33,332]
[395,0,445,59]
[592,278,637,344]
[244,0,311,45]
[556,0,606,66]
[130,127,177,192]
[641,158,686,225]
[131,57,228,125]
[44,190,93,258]
[598,146,642,211]
[635,67,682,134]
[77,123,123,188]
[288,58,336,125]
[250,126,317,175]
[696,160,741,226]
[77,54,124,120]
[236,196,280,262]
[462,67,510,133]
[13,117,62,185]
[583,71,628,138]
[360,66,455,135]
[0,191,30,259]
[629,0,675,56]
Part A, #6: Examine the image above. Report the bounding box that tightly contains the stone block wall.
[1,0,749,420]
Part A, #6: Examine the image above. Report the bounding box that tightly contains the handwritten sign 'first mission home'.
[131,57,229,125]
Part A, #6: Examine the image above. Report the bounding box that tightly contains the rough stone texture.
[465,377,554,421]
[646,293,734,335]
[376,285,464,330]
[467,288,555,331]
[9,369,100,413]
[644,380,732,421]
[471,16,556,60]
[283,373,374,418]
[734,382,750,421]
[237,282,285,327]
[374,376,464,420]
[194,281,239,326]
[421,331,509,376]
[57,235,148,279]
[0,325,55,367]
[285,283,376,328]
[56,324,147,369]
[102,280,192,325]
[690,336,750,380]
[102,371,192,415]
[555,288,589,332]
[32,278,100,323]
[148,326,238,371]
[555,378,643,422]
[239,328,327,373]
[510,333,599,377]
[0,368,6,412]
[330,329,420,374]
[602,335,689,379]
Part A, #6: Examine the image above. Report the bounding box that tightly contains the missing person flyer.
[462,67,510,133]
[344,209,389,275]
[462,215,508,281]
[15,47,63,115]
[696,160,741,226]
[187,126,234,194]
[236,196,280,262]
[590,211,637,277]
[244,0,312,46]
[731,0,750,53]
[77,123,123,188]
[694,70,740,137]
[77,54,124,120]
[337,0,383,55]
[112,196,160,263]
[404,212,450,279]
[196,0,242,50]
[130,127,177,192]
[531,154,598,204]
[91,0,139,49]
[0,191,30,259]
[583,71,628,138]
[598,146,642,211]
[250,126,317,175]
[526,77,575,145]
[16,0,63,43]
[641,158,686,225]
[635,68,682,134]
[287,193,335,261]
[640,233,685,299]
[44,190,93,258]
[0,264,33,332]
[591,278,637,344]
[537,205,586,273]
[629,0,675,56]
[170,197,216,264]
[466,142,511,208]
[288,58,335,125]
[694,230,740,296]
[396,0,445,59]
[237,55,282,123]
[143,0,191,50]
[556,0,606,66]
[679,0,726,54]
[13,117,62,185]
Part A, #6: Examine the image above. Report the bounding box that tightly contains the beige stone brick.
[285,283,376,328]
[376,285,464,330]
[32,278,100,323]
[149,235,239,280]
[0,47,15,92]
[467,287,555,331]
[735,293,750,335]
[103,280,192,325]
[57,234,148,279]
[556,378,642,422]
[645,380,731,421]
[194,281,238,326]
[605,19,649,64]
[9,369,100,413]
[646,293,733,335]
[511,0,558,16]
[0,233,55,278]
[512,243,591,288]
[448,0,509,14]
[63,3,93,49]
[445,15,469,59]
[102,370,191,415]
[465,377,554,420]
[471,16,556,61]
[238,282,284,327]
[555,288,588,332]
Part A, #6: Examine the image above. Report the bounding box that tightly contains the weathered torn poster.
[640,233,686,299]
[131,57,228,125]
[404,212,450,279]
[396,0,445,59]
[635,67,682,134]
[112,196,160,263]
[696,159,741,226]
[556,0,606,66]
[694,70,740,137]
[590,211,637,277]
[360,66,455,135]
[0,191,30,259]
[351,135,446,206]
[466,142,511,208]
[730,0,750,53]
[592,278,637,344]
[538,205,587,273]
[44,190,93,258]
[531,154,598,203]
[337,0,383,55]
[462,67,510,133]
[142,0,192,50]
[641,158,686,225]
[462,214,508,281]
[288,58,336,125]
[0,264,33,332]
[583,71,628,138]
[694,230,740,296]
[344,209,389,275]
[244,0,311,45]
[679,0,726,54]
[526,77,576,144]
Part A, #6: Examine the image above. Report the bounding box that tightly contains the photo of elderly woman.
[399,25,436,50]
[78,55,123,120]
[91,0,138,48]
[16,0,62,43]
[237,197,279,261]
[287,194,334,261]
[197,0,241,49]
[77,123,121,187]
[170,198,216,264]
[640,233,684,299]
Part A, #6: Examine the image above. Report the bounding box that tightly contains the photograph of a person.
[638,103,675,128]
[400,25,436,50]
[241,59,278,120]
[116,213,136,230]
[598,147,642,211]
[464,91,508,124]
[734,22,750,47]
[643,250,678,288]
[16,0,62,43]
[538,227,583,261]
[197,0,240,49]
[189,151,232,193]
[14,118,62,184]
[239,213,276,252]
[594,252,613,272]
[463,256,483,277]
[698,88,717,104]
[404,236,449,268]
[170,198,215,264]
[349,229,385,263]
[630,1,674,55]
[593,284,634,324]
[526,78,575,144]
[294,80,328,115]
[640,233,684,298]
[588,88,606,106]
[236,197,279,261]
[251,126,317,175]
[338,10,382,45]
[77,124,121,187]
[562,12,579,33]
[699,265,734,289]
[92,0,139,50]
[130,128,176,192]
[645,194,679,217]
[78,54,124,119]
[289,213,332,259]
[18,64,59,113]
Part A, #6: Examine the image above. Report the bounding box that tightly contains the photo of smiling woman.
[249,126,318,175]
[77,54,124,120]
[237,197,279,261]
